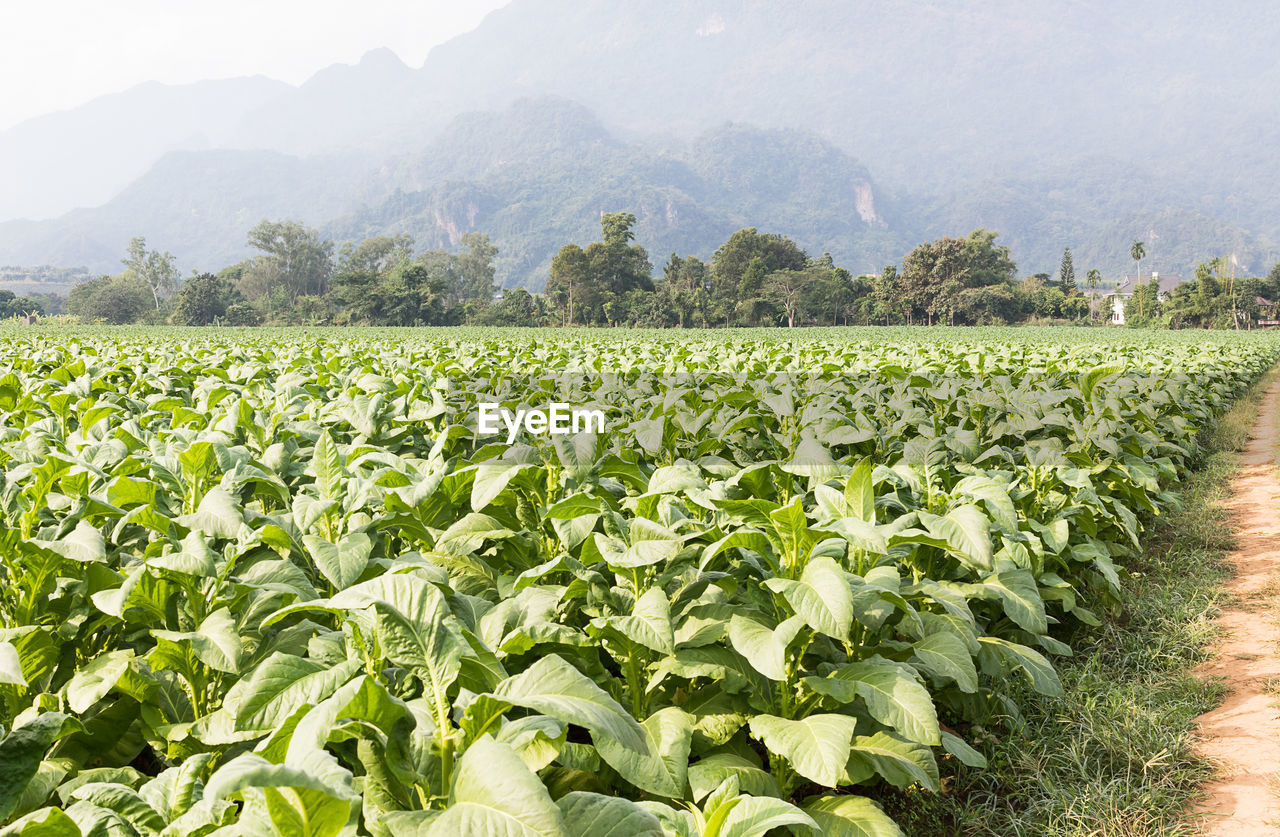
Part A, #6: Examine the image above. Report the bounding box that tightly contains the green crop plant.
[0,326,1275,836]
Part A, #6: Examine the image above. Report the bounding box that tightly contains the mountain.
[0,76,290,222]
[227,48,437,156]
[2,0,1279,285]
[0,98,898,288]
[0,148,369,271]
[330,99,900,286]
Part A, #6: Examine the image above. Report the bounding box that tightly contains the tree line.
[14,212,1280,329]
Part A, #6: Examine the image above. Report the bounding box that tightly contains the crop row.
[0,331,1276,836]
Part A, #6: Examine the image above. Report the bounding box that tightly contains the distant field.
[0,325,1276,836]
[0,280,76,297]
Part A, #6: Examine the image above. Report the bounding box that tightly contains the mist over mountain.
[0,77,290,222]
[1,0,1277,287]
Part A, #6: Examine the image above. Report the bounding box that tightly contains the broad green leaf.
[762,557,853,641]
[953,475,1018,533]
[0,714,84,821]
[717,795,817,837]
[232,654,362,732]
[918,505,993,572]
[67,783,164,834]
[435,513,516,556]
[493,655,647,753]
[65,650,133,713]
[377,809,440,835]
[203,753,350,801]
[977,637,1063,697]
[546,492,602,519]
[847,731,940,791]
[748,714,857,787]
[980,569,1048,635]
[726,615,802,682]
[106,476,158,510]
[0,641,27,687]
[0,806,82,836]
[428,736,565,837]
[595,707,692,798]
[139,752,213,820]
[646,463,706,496]
[768,497,815,568]
[471,462,535,511]
[304,532,373,591]
[372,580,464,709]
[941,730,987,768]
[556,792,664,837]
[804,658,939,745]
[264,786,352,837]
[495,716,566,773]
[781,437,842,482]
[553,433,599,484]
[634,802,696,836]
[616,519,684,568]
[177,486,243,539]
[700,530,775,571]
[911,631,979,694]
[1081,363,1124,403]
[285,676,409,765]
[802,794,904,837]
[152,607,244,674]
[845,458,876,523]
[34,520,106,564]
[605,587,674,655]
[149,532,217,576]
[688,753,781,802]
[312,430,344,501]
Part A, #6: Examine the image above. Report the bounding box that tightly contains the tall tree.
[452,232,499,308]
[241,220,334,304]
[762,268,810,327]
[659,253,709,328]
[337,234,413,276]
[871,265,905,325]
[708,228,807,325]
[1085,268,1101,320]
[66,275,151,324]
[1129,239,1146,317]
[546,244,591,326]
[1058,247,1077,293]
[587,212,652,298]
[809,255,856,326]
[901,236,969,325]
[962,230,1017,288]
[1266,260,1280,302]
[331,234,414,323]
[171,272,244,325]
[122,236,179,309]
[1130,240,1146,281]
[382,262,447,326]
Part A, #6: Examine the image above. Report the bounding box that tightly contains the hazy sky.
[0,0,509,131]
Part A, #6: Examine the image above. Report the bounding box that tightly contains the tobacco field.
[0,327,1276,837]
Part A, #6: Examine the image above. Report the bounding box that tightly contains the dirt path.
[1195,377,1280,836]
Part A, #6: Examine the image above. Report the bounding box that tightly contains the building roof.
[1113,273,1184,295]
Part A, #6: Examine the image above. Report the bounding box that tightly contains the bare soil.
[1195,377,1280,835]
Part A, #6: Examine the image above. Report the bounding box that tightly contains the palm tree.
[1130,240,1146,318]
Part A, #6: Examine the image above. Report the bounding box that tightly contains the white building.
[1107,272,1184,324]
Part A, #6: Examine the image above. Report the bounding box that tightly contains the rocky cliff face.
[854,182,883,227]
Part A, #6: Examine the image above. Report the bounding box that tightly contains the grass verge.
[879,367,1279,836]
